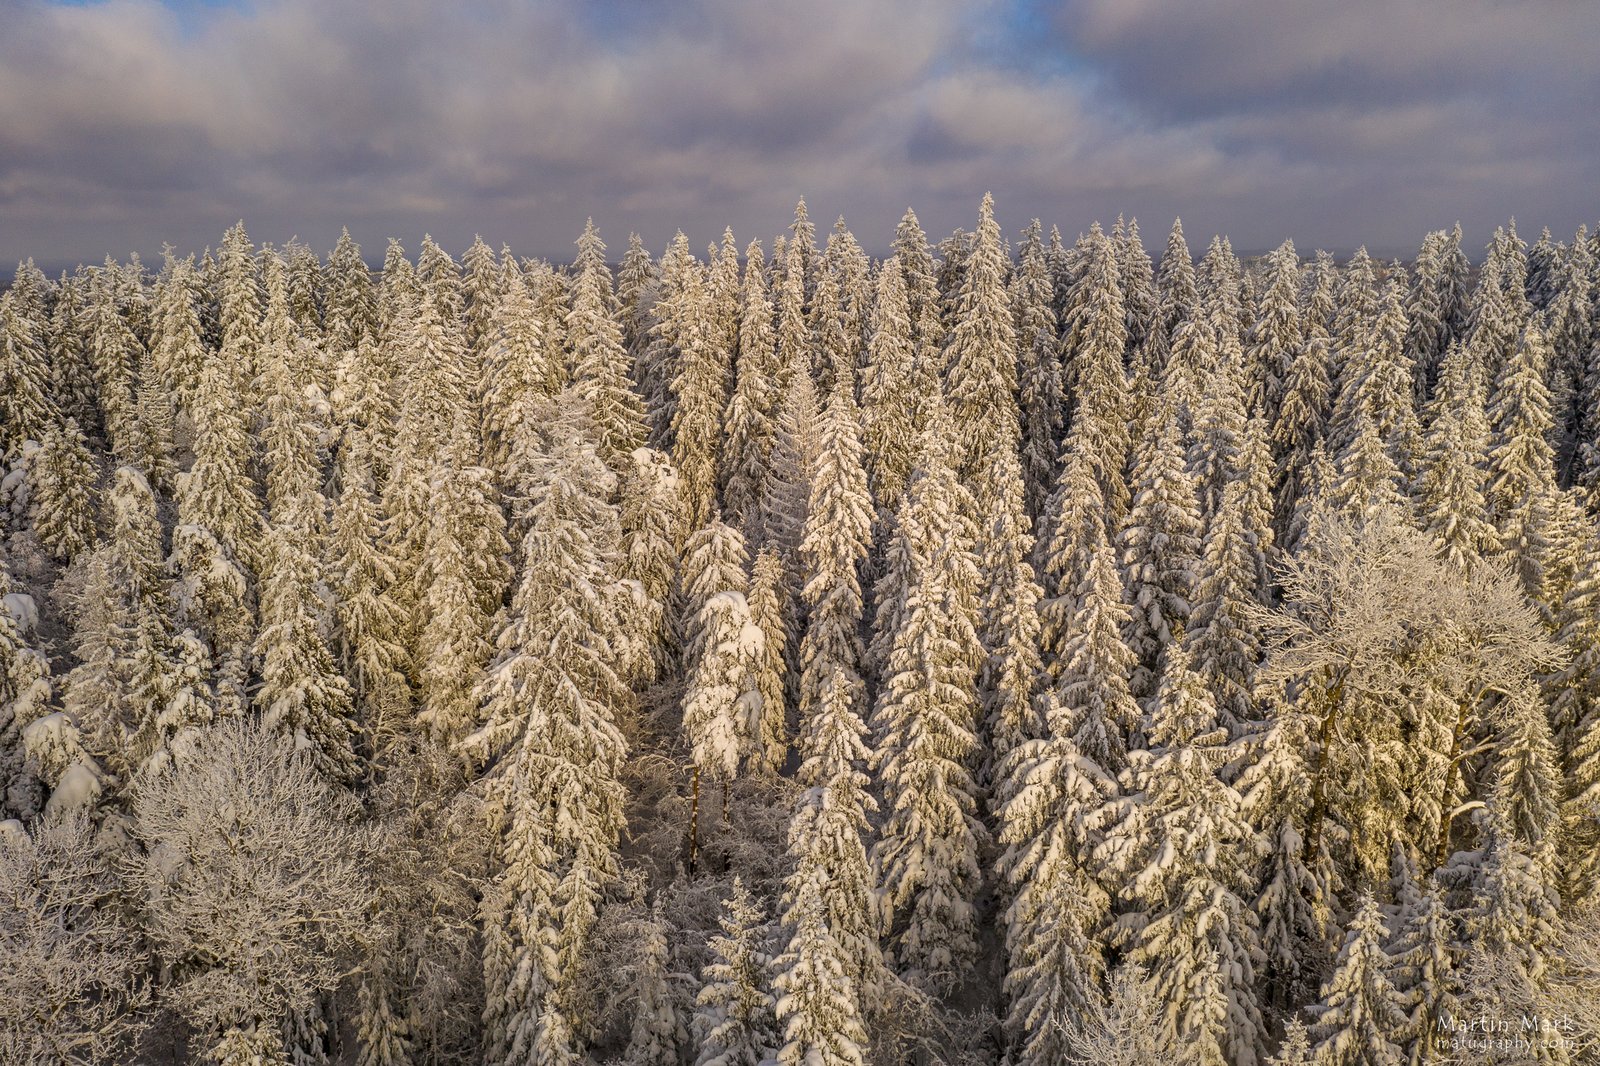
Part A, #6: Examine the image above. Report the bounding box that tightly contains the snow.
[2,591,38,635]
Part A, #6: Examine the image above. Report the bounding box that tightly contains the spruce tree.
[1141,218,1198,382]
[464,436,631,1066]
[49,269,99,439]
[944,193,1019,484]
[179,356,263,575]
[417,457,510,744]
[721,240,780,532]
[1059,222,1131,513]
[683,589,766,862]
[1309,894,1407,1066]
[481,268,559,483]
[693,879,778,1066]
[255,522,360,782]
[1119,394,1203,708]
[0,558,52,820]
[1417,341,1496,567]
[974,444,1045,779]
[1384,873,1456,1065]
[570,221,647,485]
[994,684,1116,1063]
[1110,646,1266,1066]
[869,413,985,994]
[325,228,376,355]
[1037,440,1140,771]
[671,266,733,529]
[1246,240,1302,429]
[860,257,919,521]
[623,902,687,1066]
[1185,477,1265,735]
[0,291,58,460]
[770,868,868,1066]
[774,345,880,1035]
[28,419,99,562]
[327,429,409,733]
[680,516,750,668]
[1486,319,1557,592]
[1013,221,1064,520]
[746,549,791,775]
[84,266,142,468]
[1272,251,1337,532]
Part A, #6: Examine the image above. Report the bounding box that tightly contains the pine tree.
[28,419,99,562]
[464,435,630,1065]
[944,192,1020,484]
[758,359,818,580]
[1109,646,1266,1066]
[693,879,778,1066]
[1310,894,1407,1066]
[869,413,985,994]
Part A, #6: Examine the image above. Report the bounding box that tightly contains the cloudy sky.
[2,0,1597,269]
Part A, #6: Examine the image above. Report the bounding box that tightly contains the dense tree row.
[1,202,1599,1065]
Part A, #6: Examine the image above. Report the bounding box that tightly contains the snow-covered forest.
[1,197,1598,1066]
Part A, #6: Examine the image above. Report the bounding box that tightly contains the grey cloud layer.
[0,0,1594,267]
